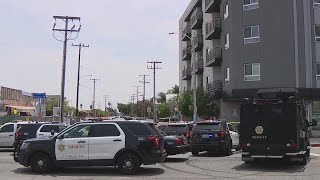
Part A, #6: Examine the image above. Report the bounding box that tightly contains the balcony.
[195,59,204,74]
[205,18,221,40]
[182,46,192,61]
[205,47,221,67]
[192,35,203,52]
[182,68,192,80]
[205,0,221,13]
[206,80,222,98]
[190,7,203,30]
[182,24,191,41]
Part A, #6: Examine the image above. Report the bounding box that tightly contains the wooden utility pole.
[147,61,162,123]
[72,43,89,117]
[53,16,81,123]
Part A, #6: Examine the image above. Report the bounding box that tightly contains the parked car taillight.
[219,131,225,138]
[175,138,184,145]
[147,137,160,147]
[15,131,23,139]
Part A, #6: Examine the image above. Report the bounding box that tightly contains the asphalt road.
[1,148,320,180]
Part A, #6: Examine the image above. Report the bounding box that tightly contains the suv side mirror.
[50,130,55,136]
[309,119,318,127]
[57,134,64,140]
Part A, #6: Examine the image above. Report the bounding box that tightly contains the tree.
[157,92,166,104]
[167,85,179,95]
[158,103,171,118]
[178,90,193,117]
[117,103,131,115]
[196,87,219,118]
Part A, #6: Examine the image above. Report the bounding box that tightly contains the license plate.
[167,142,174,145]
[202,134,211,139]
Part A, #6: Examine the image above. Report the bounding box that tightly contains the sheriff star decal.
[58,144,65,152]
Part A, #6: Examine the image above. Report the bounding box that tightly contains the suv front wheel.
[30,153,53,173]
[117,153,140,175]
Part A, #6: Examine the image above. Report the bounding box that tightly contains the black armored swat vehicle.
[240,89,317,165]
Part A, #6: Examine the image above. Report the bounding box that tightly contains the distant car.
[164,123,192,143]
[190,120,234,156]
[13,123,45,161]
[0,122,35,148]
[161,131,190,156]
[36,124,67,138]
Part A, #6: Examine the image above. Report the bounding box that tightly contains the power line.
[52,15,81,123]
[72,43,89,117]
[133,86,142,103]
[147,61,162,122]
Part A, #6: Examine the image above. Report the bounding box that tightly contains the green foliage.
[117,103,130,115]
[167,85,179,94]
[158,103,171,118]
[196,87,219,118]
[157,92,166,104]
[178,90,193,117]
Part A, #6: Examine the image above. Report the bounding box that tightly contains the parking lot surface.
[1,148,320,180]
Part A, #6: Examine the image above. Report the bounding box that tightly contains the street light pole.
[169,32,197,122]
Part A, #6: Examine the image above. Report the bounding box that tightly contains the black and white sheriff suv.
[17,120,166,174]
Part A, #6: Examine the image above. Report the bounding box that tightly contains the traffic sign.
[32,93,46,99]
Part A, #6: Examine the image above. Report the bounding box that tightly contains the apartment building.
[179,0,320,121]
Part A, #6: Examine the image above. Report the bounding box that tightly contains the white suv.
[36,124,67,138]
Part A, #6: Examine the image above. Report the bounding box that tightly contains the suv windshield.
[193,123,223,131]
[164,125,189,132]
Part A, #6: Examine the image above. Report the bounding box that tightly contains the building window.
[244,25,260,44]
[315,0,320,8]
[225,33,230,49]
[225,67,230,84]
[224,3,229,19]
[316,64,320,80]
[244,63,260,81]
[316,25,320,42]
[243,0,259,11]
[206,76,209,84]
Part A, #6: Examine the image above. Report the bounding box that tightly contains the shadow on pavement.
[0,149,14,152]
[13,166,165,177]
[233,159,306,173]
[163,157,188,163]
[195,151,229,157]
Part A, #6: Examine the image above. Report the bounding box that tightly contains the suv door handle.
[9,135,14,136]
[78,140,86,143]
[113,139,122,142]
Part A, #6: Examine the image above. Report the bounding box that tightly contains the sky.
[0,0,189,110]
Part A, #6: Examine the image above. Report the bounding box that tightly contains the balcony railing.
[190,7,203,30]
[205,0,221,13]
[205,47,222,67]
[182,24,191,41]
[206,80,222,98]
[192,36,203,52]
[182,46,192,61]
[205,18,221,40]
[195,59,204,74]
[182,68,192,80]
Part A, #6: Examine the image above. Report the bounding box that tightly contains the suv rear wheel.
[30,153,53,173]
[117,153,140,175]
[225,142,232,156]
